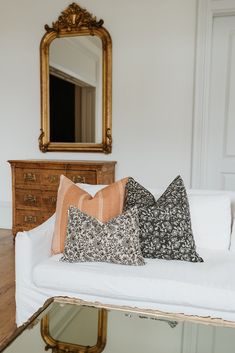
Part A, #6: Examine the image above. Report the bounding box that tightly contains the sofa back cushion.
[52,175,128,254]
[149,189,231,251]
[75,183,108,196]
[188,194,231,250]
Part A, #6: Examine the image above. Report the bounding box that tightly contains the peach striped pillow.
[52,175,128,254]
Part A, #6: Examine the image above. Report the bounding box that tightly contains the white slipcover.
[15,188,235,326]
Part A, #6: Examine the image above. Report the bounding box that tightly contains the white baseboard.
[0,201,12,229]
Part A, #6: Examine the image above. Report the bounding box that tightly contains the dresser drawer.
[42,192,57,209]
[15,189,57,210]
[15,209,53,228]
[15,168,62,188]
[66,170,96,184]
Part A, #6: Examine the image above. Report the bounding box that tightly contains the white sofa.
[15,184,235,326]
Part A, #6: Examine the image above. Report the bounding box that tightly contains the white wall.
[0,0,197,228]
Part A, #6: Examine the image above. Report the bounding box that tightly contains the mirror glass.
[49,36,102,143]
[2,298,235,353]
[47,303,99,346]
[39,3,112,153]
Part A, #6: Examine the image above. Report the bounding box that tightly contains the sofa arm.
[15,214,55,286]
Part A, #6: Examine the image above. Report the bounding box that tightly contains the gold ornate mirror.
[39,3,112,153]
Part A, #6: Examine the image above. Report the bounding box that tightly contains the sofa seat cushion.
[33,248,235,315]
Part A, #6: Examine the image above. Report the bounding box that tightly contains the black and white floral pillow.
[61,206,145,266]
[124,176,203,262]
[124,177,156,211]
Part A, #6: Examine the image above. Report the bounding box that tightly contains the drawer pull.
[72,175,86,183]
[24,215,37,224]
[47,175,59,183]
[24,173,36,182]
[47,196,57,205]
[23,194,36,205]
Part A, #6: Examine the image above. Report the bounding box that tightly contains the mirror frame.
[41,306,107,353]
[39,3,112,153]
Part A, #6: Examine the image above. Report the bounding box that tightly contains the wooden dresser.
[8,160,116,236]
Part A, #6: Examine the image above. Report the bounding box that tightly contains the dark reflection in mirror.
[50,73,96,143]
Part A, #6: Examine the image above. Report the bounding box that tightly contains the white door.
[205,15,235,190]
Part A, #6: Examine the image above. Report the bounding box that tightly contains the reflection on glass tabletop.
[1,297,235,353]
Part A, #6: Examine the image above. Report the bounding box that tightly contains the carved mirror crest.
[39,3,112,153]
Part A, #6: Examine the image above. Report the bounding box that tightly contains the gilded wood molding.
[39,3,112,153]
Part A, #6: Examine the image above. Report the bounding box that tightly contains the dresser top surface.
[8,159,116,166]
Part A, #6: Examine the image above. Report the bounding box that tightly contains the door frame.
[191,0,235,188]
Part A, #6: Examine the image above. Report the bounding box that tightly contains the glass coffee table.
[1,297,235,353]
